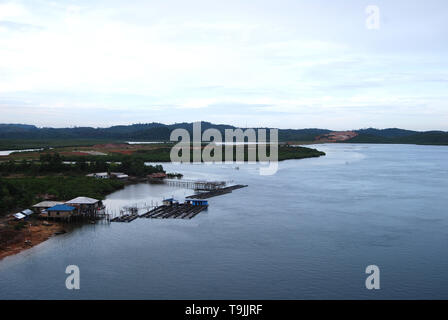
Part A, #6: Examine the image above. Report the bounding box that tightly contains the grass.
[1,142,326,163]
[55,145,325,162]
[0,139,122,151]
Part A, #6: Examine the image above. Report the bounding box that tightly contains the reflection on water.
[1,144,448,299]
[103,183,194,216]
[127,141,166,144]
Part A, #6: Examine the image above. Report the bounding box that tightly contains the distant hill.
[0,124,38,133]
[0,122,330,142]
[395,131,448,145]
[343,134,390,144]
[0,122,185,140]
[356,128,417,138]
[0,123,447,146]
[346,130,448,145]
[279,128,331,141]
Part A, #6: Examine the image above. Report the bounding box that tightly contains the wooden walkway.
[111,184,247,222]
[140,203,208,219]
[166,179,226,191]
[186,184,248,199]
[111,213,139,222]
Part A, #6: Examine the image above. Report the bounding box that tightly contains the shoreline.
[0,148,326,261]
[0,220,65,261]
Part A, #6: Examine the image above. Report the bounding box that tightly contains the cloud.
[0,0,447,130]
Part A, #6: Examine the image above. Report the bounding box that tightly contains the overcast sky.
[0,0,447,130]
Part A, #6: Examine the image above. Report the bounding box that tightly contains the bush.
[14,221,26,230]
[0,176,125,217]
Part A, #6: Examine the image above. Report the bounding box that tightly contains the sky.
[0,0,447,130]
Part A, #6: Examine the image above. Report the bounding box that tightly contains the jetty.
[186,184,248,199]
[111,183,247,222]
[140,199,208,219]
[111,213,139,223]
[166,179,226,191]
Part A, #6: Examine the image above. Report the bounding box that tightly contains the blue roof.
[47,204,76,211]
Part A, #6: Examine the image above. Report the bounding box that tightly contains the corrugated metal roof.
[13,213,26,219]
[32,201,64,208]
[65,196,99,204]
[21,209,33,215]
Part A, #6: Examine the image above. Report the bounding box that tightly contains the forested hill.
[0,122,330,142]
[346,131,448,145]
[355,128,418,138]
[0,123,447,145]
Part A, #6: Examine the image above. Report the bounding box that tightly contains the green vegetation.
[0,139,119,151]
[207,145,325,161]
[0,124,331,145]
[0,145,324,217]
[0,176,125,216]
[0,153,165,216]
[14,221,26,230]
[345,131,448,145]
[2,123,448,147]
[59,146,173,162]
[279,129,331,141]
[0,123,174,141]
[0,153,164,177]
[278,146,325,160]
[59,145,325,162]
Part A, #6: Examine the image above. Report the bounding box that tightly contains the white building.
[86,172,128,179]
[86,172,109,179]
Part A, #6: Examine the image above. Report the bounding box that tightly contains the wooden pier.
[109,201,157,223]
[186,184,248,199]
[140,203,208,219]
[110,184,247,222]
[166,179,226,191]
[110,213,139,222]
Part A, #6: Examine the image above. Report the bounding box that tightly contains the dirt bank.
[0,219,65,261]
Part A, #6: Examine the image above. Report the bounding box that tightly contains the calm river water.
[1,144,448,299]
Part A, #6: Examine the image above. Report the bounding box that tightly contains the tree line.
[0,152,164,177]
[0,176,125,216]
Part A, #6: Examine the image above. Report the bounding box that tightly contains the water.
[127,141,166,144]
[0,148,43,156]
[1,144,448,299]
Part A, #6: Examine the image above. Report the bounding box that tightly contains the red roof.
[148,172,167,179]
